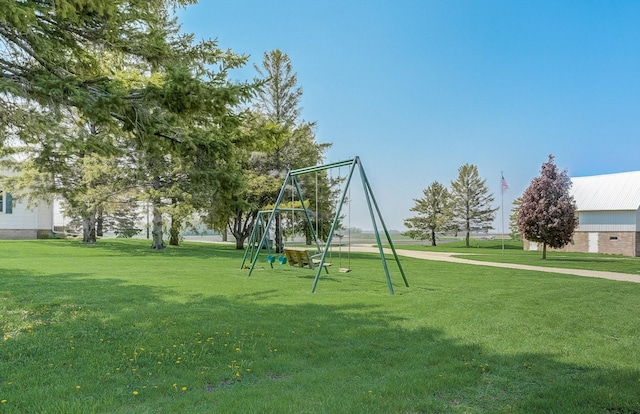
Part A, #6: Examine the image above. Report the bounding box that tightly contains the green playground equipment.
[245,156,409,294]
[240,208,308,269]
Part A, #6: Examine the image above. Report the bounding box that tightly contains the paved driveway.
[350,245,640,283]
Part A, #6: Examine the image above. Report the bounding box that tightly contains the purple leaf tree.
[517,155,578,259]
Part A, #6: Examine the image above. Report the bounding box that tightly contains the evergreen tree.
[404,181,452,246]
[517,155,577,259]
[253,49,302,128]
[1,2,254,248]
[509,196,523,240]
[227,50,331,250]
[450,164,498,247]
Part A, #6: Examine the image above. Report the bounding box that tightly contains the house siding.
[577,210,637,232]
[0,195,54,239]
[524,231,638,257]
[0,229,38,239]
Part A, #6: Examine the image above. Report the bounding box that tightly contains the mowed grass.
[1,239,639,413]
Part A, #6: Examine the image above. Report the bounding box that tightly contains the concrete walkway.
[350,245,640,283]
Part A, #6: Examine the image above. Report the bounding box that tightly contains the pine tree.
[450,164,498,247]
[518,155,577,259]
[509,196,523,240]
[404,181,452,246]
[226,50,331,250]
[0,1,254,248]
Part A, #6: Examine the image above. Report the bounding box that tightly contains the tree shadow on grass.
[31,238,244,260]
[0,271,639,413]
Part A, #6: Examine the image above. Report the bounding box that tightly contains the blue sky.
[177,1,640,231]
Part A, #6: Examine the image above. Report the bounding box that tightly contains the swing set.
[240,208,306,269]
[243,156,409,294]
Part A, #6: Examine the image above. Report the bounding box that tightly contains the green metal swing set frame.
[240,208,310,268]
[244,156,409,294]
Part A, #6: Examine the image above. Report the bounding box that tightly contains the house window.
[5,193,11,214]
[0,191,13,214]
[610,236,618,241]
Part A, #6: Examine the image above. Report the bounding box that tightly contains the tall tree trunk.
[304,226,312,245]
[151,200,165,249]
[235,235,245,250]
[221,227,228,242]
[431,229,436,246]
[82,213,97,244]
[542,242,547,260]
[169,198,180,246]
[230,210,256,250]
[96,207,104,237]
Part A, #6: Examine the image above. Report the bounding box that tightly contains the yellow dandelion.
[1,400,7,404]
[75,385,81,389]
[235,347,240,352]
[181,386,187,391]
[132,391,139,396]
[172,383,177,388]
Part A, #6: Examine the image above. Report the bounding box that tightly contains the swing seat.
[283,248,331,273]
[339,268,351,273]
[267,255,276,268]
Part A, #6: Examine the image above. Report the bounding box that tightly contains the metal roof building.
[571,171,640,212]
[526,170,640,256]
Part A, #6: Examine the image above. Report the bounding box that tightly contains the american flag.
[501,174,508,194]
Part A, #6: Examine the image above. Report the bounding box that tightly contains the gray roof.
[570,171,640,211]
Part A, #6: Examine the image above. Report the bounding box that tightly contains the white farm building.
[0,189,54,239]
[525,171,640,257]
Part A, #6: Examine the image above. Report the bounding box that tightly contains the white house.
[525,171,640,256]
[0,188,55,239]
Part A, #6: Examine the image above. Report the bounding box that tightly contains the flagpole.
[501,172,505,256]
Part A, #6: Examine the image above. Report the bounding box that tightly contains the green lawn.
[1,239,639,413]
